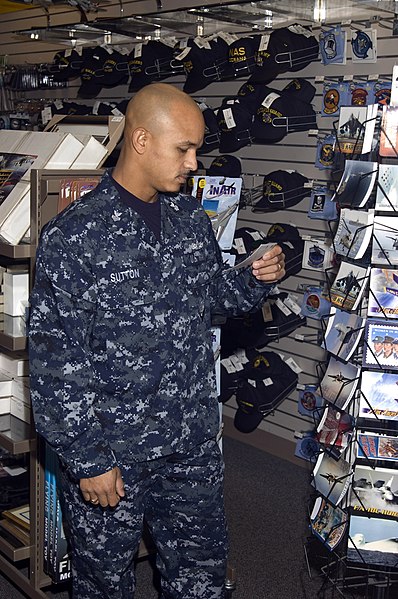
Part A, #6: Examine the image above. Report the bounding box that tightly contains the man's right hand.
[80,466,125,508]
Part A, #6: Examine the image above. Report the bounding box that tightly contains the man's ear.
[132,127,148,155]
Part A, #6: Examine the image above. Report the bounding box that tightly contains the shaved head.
[113,83,205,202]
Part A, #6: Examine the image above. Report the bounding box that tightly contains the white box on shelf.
[0,369,13,397]
[3,271,29,316]
[0,349,29,376]
[10,396,30,424]
[0,397,11,415]
[11,377,30,405]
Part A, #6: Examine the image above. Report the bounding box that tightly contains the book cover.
[310,496,348,551]
[350,464,398,519]
[362,319,398,371]
[359,370,398,421]
[368,267,398,319]
[329,261,370,311]
[0,153,37,207]
[332,160,378,208]
[312,451,353,506]
[347,515,398,567]
[376,164,398,211]
[357,433,398,462]
[334,208,374,259]
[379,105,398,158]
[322,307,365,362]
[190,175,242,251]
[52,455,71,583]
[316,356,360,410]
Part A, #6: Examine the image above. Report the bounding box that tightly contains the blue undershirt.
[111,175,161,242]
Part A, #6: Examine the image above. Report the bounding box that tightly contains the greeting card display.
[332,160,377,208]
[322,308,365,362]
[359,370,398,421]
[316,356,360,410]
[375,164,398,211]
[368,267,398,319]
[347,515,398,567]
[329,262,370,311]
[371,216,398,266]
[334,208,374,259]
[350,464,398,519]
[362,319,398,371]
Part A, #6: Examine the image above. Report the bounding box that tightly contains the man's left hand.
[251,244,285,282]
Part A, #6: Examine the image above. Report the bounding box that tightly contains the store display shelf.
[0,553,48,599]
[0,533,31,562]
[0,415,34,454]
[0,332,26,352]
[0,243,34,259]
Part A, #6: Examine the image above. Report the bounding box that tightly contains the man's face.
[374,341,382,353]
[144,104,204,195]
[383,342,393,356]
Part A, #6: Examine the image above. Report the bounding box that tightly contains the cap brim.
[78,81,102,99]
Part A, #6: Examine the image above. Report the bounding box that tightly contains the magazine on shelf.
[375,164,398,211]
[347,515,398,567]
[379,105,398,158]
[362,319,398,371]
[368,267,398,319]
[332,160,378,208]
[329,261,370,311]
[190,175,242,251]
[312,451,353,506]
[334,208,374,259]
[371,216,398,266]
[357,432,398,462]
[359,370,398,421]
[316,405,355,450]
[350,464,398,519]
[337,106,368,154]
[315,356,360,410]
[322,307,365,362]
[310,496,348,551]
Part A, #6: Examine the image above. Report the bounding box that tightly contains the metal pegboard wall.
[1,19,396,451]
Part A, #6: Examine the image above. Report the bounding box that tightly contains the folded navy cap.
[50,100,90,115]
[234,351,298,433]
[265,222,304,280]
[52,48,85,81]
[78,46,110,99]
[250,25,319,84]
[237,81,268,111]
[128,40,179,92]
[229,226,268,261]
[266,222,302,243]
[207,155,242,178]
[197,103,220,154]
[251,87,317,143]
[179,37,228,93]
[283,78,316,104]
[252,170,310,212]
[101,49,129,88]
[217,99,253,153]
[220,36,259,80]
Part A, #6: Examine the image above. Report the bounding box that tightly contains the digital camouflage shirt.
[29,171,273,479]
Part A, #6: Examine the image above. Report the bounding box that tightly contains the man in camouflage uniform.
[29,83,285,599]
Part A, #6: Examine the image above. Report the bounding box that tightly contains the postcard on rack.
[316,406,354,450]
[311,451,353,506]
[316,356,360,410]
[302,239,334,271]
[294,432,321,463]
[334,208,374,259]
[359,370,398,421]
[337,106,368,154]
[350,464,398,519]
[329,261,370,312]
[332,160,378,208]
[310,496,348,551]
[371,216,398,266]
[375,164,398,211]
[362,319,398,371]
[368,267,398,320]
[347,515,398,567]
[357,432,398,462]
[297,384,324,418]
[322,307,365,362]
[379,105,398,158]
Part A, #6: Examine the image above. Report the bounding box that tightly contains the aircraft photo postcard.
[329,261,370,312]
[371,216,398,266]
[316,356,360,410]
[334,208,374,260]
[368,267,398,320]
[347,515,398,567]
[312,451,353,506]
[359,370,398,421]
[350,464,398,520]
[316,405,355,451]
[322,308,365,362]
[337,107,368,155]
[357,433,398,463]
[332,159,377,207]
[375,164,398,211]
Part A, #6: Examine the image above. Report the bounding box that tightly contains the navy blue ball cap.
[128,40,178,92]
[229,226,267,261]
[234,351,298,433]
[217,99,253,153]
[251,88,317,143]
[51,48,85,81]
[197,103,220,154]
[252,170,310,212]
[180,37,228,93]
[220,35,259,80]
[101,49,129,88]
[283,78,316,103]
[78,47,110,99]
[207,155,242,178]
[266,222,301,243]
[237,81,268,111]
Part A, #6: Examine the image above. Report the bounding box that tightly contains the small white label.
[288,24,312,38]
[223,107,236,129]
[134,43,143,58]
[235,349,249,364]
[54,99,63,109]
[262,92,280,108]
[296,383,305,390]
[284,296,302,315]
[248,230,264,241]
[367,73,379,81]
[315,75,324,83]
[248,379,257,387]
[263,377,273,386]
[259,34,270,52]
[221,357,236,374]
[233,237,246,255]
[230,355,244,371]
[308,129,318,136]
[295,334,305,341]
[343,74,354,81]
[175,47,191,61]
[276,298,292,316]
[262,302,273,322]
[41,106,52,125]
[65,49,72,57]
[286,357,302,373]
[111,108,124,116]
